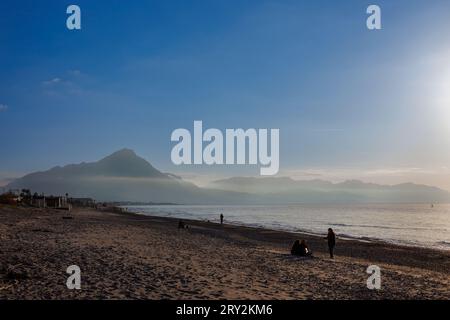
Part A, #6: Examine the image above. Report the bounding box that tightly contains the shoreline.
[125,207,450,253]
[1,205,449,299]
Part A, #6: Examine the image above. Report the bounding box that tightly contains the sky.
[1,0,450,190]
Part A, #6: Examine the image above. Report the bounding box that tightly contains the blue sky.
[1,0,450,189]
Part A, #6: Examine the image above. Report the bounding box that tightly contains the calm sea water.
[124,204,450,250]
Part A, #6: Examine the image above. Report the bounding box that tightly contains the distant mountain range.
[208,177,450,203]
[7,149,450,204]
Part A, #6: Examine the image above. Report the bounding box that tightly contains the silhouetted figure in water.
[291,239,312,257]
[325,228,336,258]
[220,214,224,225]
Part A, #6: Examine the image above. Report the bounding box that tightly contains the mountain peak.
[101,148,137,160]
[95,149,167,178]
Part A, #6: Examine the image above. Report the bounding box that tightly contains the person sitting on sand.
[178,220,185,229]
[299,240,312,257]
[291,240,301,255]
[325,228,336,259]
[291,240,312,257]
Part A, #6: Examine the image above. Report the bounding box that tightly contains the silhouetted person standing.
[326,228,336,259]
[220,213,224,225]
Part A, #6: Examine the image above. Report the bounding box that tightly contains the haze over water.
[126,203,450,250]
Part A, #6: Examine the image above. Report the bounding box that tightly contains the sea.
[123,203,450,250]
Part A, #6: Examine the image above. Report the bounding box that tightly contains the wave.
[330,223,448,232]
[435,241,450,247]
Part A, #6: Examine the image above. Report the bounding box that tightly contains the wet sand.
[0,205,449,299]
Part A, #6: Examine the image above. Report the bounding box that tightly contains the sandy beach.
[0,204,449,300]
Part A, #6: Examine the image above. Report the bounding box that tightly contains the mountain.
[208,177,450,204]
[7,149,256,204]
[7,150,450,204]
[21,149,168,180]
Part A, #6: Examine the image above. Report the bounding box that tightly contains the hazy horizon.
[2,148,450,194]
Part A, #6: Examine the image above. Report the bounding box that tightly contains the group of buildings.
[0,189,95,210]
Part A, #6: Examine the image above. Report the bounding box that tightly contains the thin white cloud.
[0,104,8,112]
[42,77,62,86]
[41,72,86,96]
[43,70,84,86]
